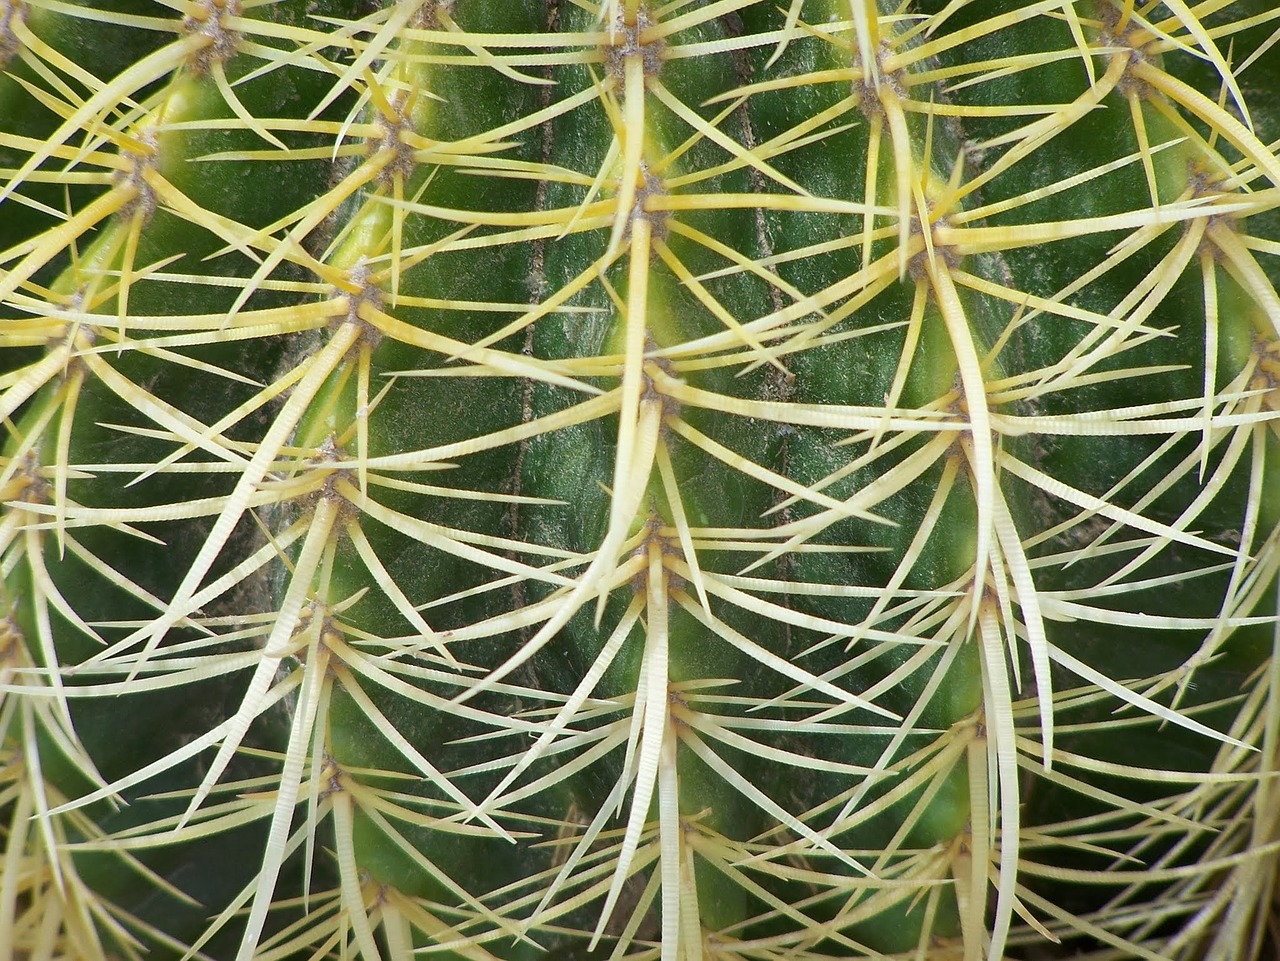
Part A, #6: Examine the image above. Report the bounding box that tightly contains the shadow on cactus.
[3,0,1280,958]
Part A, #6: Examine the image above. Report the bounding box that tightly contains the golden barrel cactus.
[3,1,1280,959]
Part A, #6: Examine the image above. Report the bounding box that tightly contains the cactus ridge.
[3,1,1280,959]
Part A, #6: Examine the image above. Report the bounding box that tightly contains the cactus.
[3,0,1280,958]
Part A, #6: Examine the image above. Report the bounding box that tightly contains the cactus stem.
[5,2,1280,956]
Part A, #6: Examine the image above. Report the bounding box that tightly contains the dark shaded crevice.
[506,0,561,645]
[728,10,796,660]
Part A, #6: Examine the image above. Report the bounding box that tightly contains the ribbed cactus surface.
[3,1,1280,959]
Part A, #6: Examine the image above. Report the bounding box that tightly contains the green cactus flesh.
[3,0,1280,959]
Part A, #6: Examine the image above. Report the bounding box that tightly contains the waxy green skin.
[3,0,1280,959]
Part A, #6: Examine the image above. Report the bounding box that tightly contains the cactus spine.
[3,1,1280,959]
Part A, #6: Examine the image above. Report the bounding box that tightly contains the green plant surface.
[3,1,1280,959]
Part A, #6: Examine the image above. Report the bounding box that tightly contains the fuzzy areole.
[2,1,1280,960]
